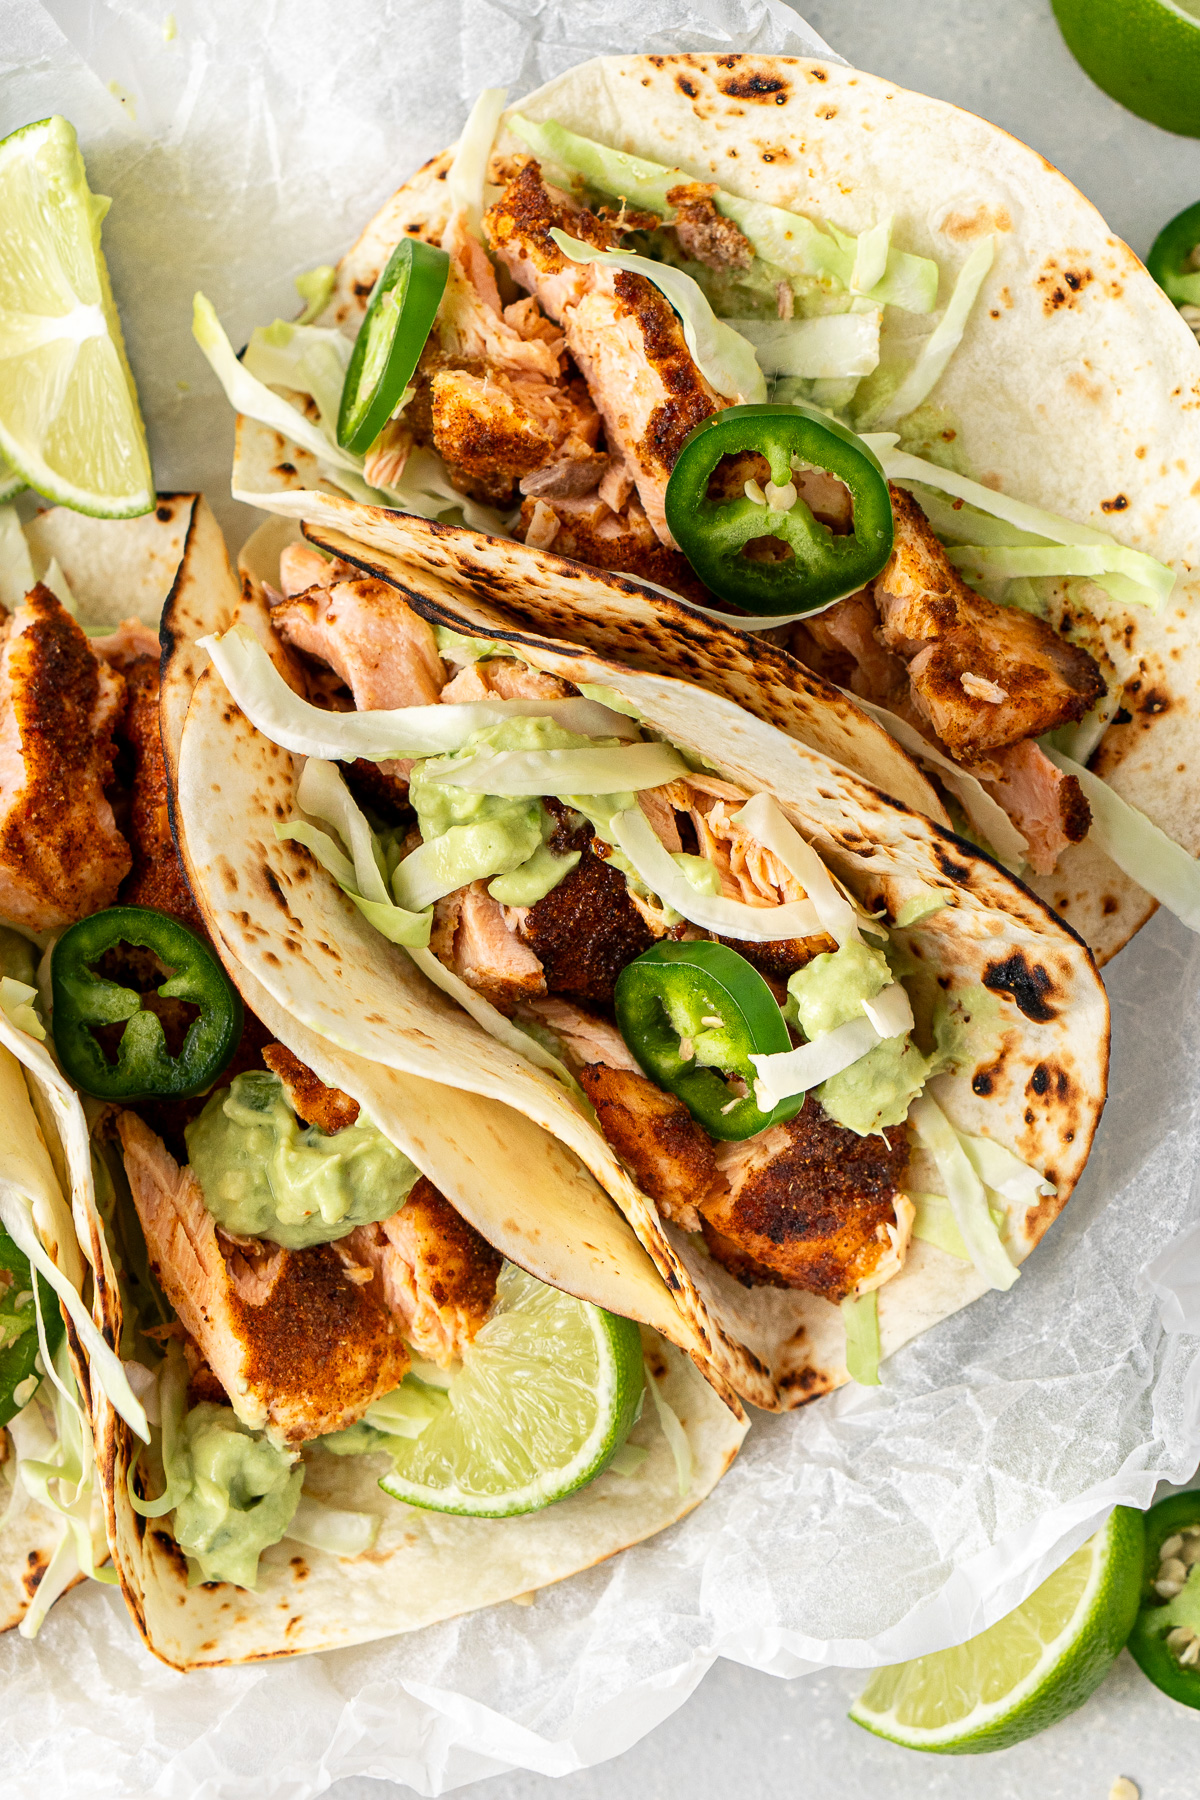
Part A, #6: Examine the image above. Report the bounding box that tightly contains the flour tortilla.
[88,515,745,1671]
[0,501,229,1630]
[175,514,1109,1414]
[96,959,744,1672]
[230,51,1200,965]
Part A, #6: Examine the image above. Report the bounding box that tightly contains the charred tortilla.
[229,53,1200,966]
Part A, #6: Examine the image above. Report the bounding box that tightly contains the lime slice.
[850,1506,1144,1753]
[0,116,153,517]
[378,1262,644,1517]
[1051,0,1200,137]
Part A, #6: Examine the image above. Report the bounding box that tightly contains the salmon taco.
[173,510,1109,1415]
[0,494,742,1670]
[195,53,1200,967]
[0,495,232,1638]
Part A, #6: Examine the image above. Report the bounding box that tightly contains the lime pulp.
[378,1262,645,1518]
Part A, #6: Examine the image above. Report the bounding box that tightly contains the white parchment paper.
[3,4,1200,1794]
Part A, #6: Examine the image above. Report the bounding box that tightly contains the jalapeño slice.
[50,905,242,1100]
[1128,1492,1200,1709]
[0,1225,62,1428]
[1147,201,1200,309]
[663,401,894,618]
[337,236,450,454]
[614,939,802,1142]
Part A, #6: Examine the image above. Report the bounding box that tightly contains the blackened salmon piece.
[116,655,205,931]
[0,585,129,932]
[875,486,1105,760]
[699,1097,908,1303]
[117,1111,408,1443]
[716,935,822,983]
[261,1042,360,1133]
[518,844,654,1003]
[578,1061,717,1231]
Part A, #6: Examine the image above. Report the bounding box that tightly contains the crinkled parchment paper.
[3,4,1200,1794]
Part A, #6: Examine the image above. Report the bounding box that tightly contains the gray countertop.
[329,4,1200,1796]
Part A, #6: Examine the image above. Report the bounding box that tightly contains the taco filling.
[204,563,1067,1388]
[197,77,1198,950]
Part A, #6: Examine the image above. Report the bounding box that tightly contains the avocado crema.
[166,1401,303,1588]
[185,1069,418,1248]
[407,716,596,908]
[786,939,935,1136]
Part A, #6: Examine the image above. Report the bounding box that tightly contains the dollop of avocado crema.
[185,1069,418,1249]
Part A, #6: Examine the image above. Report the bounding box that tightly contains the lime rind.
[849,1506,1143,1753]
[378,1264,645,1518]
[0,453,25,504]
[0,115,153,518]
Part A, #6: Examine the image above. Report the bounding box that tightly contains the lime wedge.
[378,1262,644,1517]
[850,1506,1144,1753]
[1051,0,1200,137]
[0,116,153,517]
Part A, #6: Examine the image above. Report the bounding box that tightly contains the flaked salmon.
[513,490,713,604]
[430,366,602,503]
[271,577,446,711]
[982,738,1091,875]
[454,880,546,1010]
[0,585,129,932]
[439,657,576,704]
[518,996,642,1075]
[117,1110,408,1443]
[666,183,754,273]
[342,1178,501,1367]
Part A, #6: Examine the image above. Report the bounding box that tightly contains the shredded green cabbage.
[841,1290,881,1386]
[1,977,44,1041]
[862,434,1175,612]
[0,1014,149,1440]
[196,298,510,536]
[729,311,880,379]
[549,230,767,402]
[201,625,638,761]
[1041,746,1200,934]
[908,1095,1018,1291]
[7,1337,119,1639]
[193,294,362,476]
[0,506,33,610]
[510,114,938,313]
[864,237,994,427]
[283,1493,379,1558]
[448,87,508,241]
[428,740,685,797]
[643,1362,692,1497]
[277,760,432,948]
